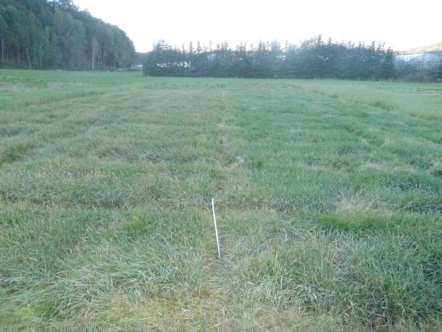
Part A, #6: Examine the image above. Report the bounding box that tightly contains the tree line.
[2,1,440,82]
[0,0,135,70]
[143,38,397,80]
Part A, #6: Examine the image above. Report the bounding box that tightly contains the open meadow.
[0,70,441,330]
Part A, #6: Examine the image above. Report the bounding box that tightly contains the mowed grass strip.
[0,70,441,330]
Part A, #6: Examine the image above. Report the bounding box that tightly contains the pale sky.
[74,0,442,52]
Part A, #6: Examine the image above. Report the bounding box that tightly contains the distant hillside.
[402,43,442,55]
[0,0,135,70]
[396,43,442,81]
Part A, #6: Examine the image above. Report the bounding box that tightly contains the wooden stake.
[211,198,221,259]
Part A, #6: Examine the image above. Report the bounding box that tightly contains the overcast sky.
[74,0,441,52]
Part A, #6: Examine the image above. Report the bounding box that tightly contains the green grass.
[0,69,441,331]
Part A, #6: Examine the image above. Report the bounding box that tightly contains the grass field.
[0,70,441,331]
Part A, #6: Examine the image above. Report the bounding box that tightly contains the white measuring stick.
[211,198,221,259]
